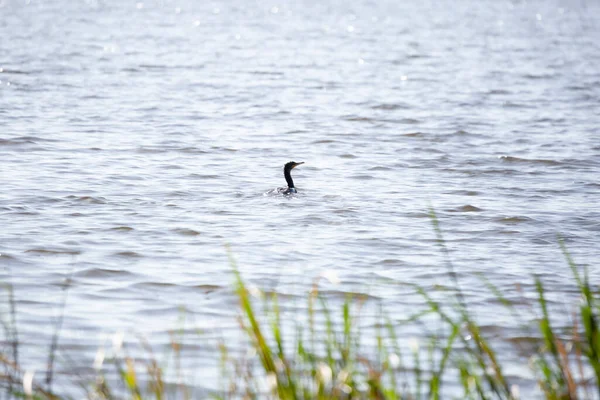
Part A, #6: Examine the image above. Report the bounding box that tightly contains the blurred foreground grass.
[1,212,598,399]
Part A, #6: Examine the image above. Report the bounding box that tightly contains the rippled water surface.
[1,0,599,395]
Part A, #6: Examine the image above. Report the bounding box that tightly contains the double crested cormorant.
[277,161,304,195]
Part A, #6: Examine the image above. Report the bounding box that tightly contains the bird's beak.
[294,162,305,168]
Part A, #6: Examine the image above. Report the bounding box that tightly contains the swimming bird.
[277,161,304,195]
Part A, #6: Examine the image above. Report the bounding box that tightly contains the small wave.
[130,281,179,289]
[0,136,57,146]
[371,103,411,110]
[283,129,306,135]
[189,173,220,179]
[0,68,31,75]
[393,118,420,125]
[113,251,143,258]
[211,146,238,152]
[2,205,40,214]
[136,146,208,154]
[448,205,483,212]
[349,174,373,180]
[249,70,284,76]
[470,168,519,176]
[502,102,534,109]
[191,284,223,292]
[377,259,403,265]
[402,132,424,137]
[342,115,373,122]
[173,228,201,236]
[445,190,479,196]
[319,289,379,300]
[406,212,431,218]
[138,64,204,71]
[495,216,533,224]
[110,226,134,231]
[25,248,81,255]
[531,237,553,245]
[74,268,135,278]
[487,89,511,95]
[340,153,357,159]
[565,84,595,92]
[377,118,422,125]
[498,230,521,235]
[0,252,18,260]
[163,164,184,170]
[136,146,164,154]
[453,129,470,135]
[368,166,392,171]
[406,54,429,59]
[138,64,168,70]
[65,195,107,204]
[498,156,561,166]
[178,147,208,154]
[312,139,336,144]
[332,207,357,215]
[523,73,555,80]
[535,117,566,124]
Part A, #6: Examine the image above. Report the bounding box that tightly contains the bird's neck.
[284,168,295,188]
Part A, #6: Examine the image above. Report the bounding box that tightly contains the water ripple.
[2,0,599,395]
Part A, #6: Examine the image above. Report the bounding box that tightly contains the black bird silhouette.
[277,161,304,195]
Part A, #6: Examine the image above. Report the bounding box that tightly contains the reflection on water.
[1,0,599,395]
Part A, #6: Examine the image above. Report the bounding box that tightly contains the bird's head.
[284,161,304,171]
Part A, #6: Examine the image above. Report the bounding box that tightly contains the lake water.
[1,0,599,396]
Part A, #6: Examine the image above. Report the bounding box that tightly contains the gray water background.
[1,0,599,396]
